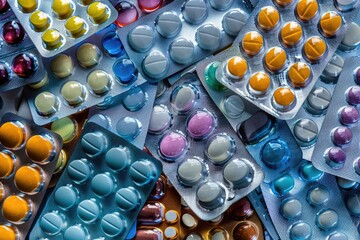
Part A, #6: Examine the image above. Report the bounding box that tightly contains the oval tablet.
[149,105,172,134]
[206,133,235,164]
[170,84,199,113]
[177,157,204,186]
[307,185,329,205]
[197,181,225,210]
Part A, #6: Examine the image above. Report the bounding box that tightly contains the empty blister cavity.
[220,95,245,119]
[122,86,147,112]
[116,116,141,140]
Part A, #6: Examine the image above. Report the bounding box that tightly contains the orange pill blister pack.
[198,0,359,120]
[0,113,62,239]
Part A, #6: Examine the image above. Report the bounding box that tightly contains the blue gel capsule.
[91,172,115,197]
[102,31,125,57]
[64,225,88,240]
[81,132,107,157]
[67,159,92,184]
[300,162,323,182]
[40,212,64,235]
[101,213,126,237]
[77,199,100,223]
[54,185,78,210]
[105,146,131,171]
[115,187,140,211]
[116,117,141,140]
[261,139,290,169]
[130,160,156,185]
[289,222,312,240]
[122,87,147,112]
[113,59,138,85]
[271,175,295,195]
[89,114,111,129]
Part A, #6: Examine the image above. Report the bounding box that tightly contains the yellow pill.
[42,29,62,49]
[18,0,37,13]
[273,87,295,108]
[0,225,18,240]
[280,21,303,47]
[65,16,86,37]
[296,0,319,22]
[257,6,280,31]
[30,11,50,32]
[0,122,25,149]
[274,0,293,7]
[264,47,287,72]
[0,152,14,178]
[320,11,342,37]
[87,2,109,24]
[52,0,73,18]
[25,135,54,163]
[288,62,311,88]
[303,36,327,63]
[2,195,31,223]
[249,72,271,94]
[15,166,43,194]
[241,31,264,56]
[54,149,67,174]
[226,56,248,79]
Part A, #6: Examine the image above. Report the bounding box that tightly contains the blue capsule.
[261,139,290,169]
[102,31,125,57]
[113,59,138,85]
[271,175,295,195]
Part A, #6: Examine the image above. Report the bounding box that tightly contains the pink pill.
[159,131,188,160]
[187,109,216,139]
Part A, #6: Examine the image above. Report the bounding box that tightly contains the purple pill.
[0,0,10,14]
[114,2,139,28]
[346,86,360,105]
[339,106,359,125]
[325,147,346,169]
[332,126,352,146]
[0,63,10,86]
[2,20,25,45]
[355,68,360,85]
[187,110,216,139]
[159,131,188,160]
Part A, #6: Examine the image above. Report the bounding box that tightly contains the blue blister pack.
[261,160,359,240]
[30,122,163,240]
[88,82,157,149]
[25,24,146,125]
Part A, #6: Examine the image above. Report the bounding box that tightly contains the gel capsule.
[113,58,138,85]
[138,0,162,13]
[0,0,9,14]
[257,6,280,31]
[241,31,263,56]
[17,0,37,13]
[14,165,44,194]
[2,21,25,45]
[2,195,32,223]
[115,2,139,27]
[12,53,37,78]
[0,63,10,87]
[0,121,24,149]
[262,139,290,169]
[331,126,352,146]
[159,131,188,160]
[281,22,303,47]
[233,221,259,240]
[26,135,55,163]
[271,175,295,195]
[138,202,164,225]
[346,86,360,105]
[227,198,254,220]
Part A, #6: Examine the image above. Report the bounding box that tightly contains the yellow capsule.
[42,29,62,49]
[18,0,37,13]
[65,16,86,37]
[87,2,109,24]
[30,11,50,32]
[52,0,73,18]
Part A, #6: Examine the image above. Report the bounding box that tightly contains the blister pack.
[180,196,264,240]
[0,0,12,21]
[0,87,23,117]
[88,82,157,149]
[0,113,63,240]
[30,122,162,240]
[145,72,263,220]
[312,56,360,182]
[117,0,254,83]
[206,0,359,120]
[8,0,118,58]
[25,24,146,126]
[261,160,359,240]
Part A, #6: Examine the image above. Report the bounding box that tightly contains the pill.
[170,38,195,65]
[91,173,115,197]
[187,109,216,139]
[34,91,59,116]
[296,0,319,22]
[2,195,31,222]
[18,0,37,13]
[346,86,360,105]
[303,36,327,63]
[289,222,312,240]
[51,117,77,143]
[26,135,54,163]
[39,211,64,236]
[307,186,329,205]
[222,9,247,36]
[272,87,295,111]
[280,198,302,219]
[2,21,25,45]
[159,131,188,160]
[248,71,271,95]
[0,0,9,14]
[15,165,43,193]
[64,225,88,240]
[114,1,139,27]
[204,61,226,91]
[52,0,74,18]
[182,213,198,228]
[155,11,182,38]
[61,81,86,106]
[130,160,156,185]
[241,31,263,56]
[209,215,223,223]
[128,25,154,52]
[42,29,62,49]
[316,209,338,230]
[322,53,343,81]
[220,95,244,118]
[257,6,280,31]
[328,232,349,240]
[67,159,92,184]
[12,53,38,78]
[273,0,293,7]
[143,51,168,79]
[306,87,331,115]
[50,54,73,78]
[102,31,125,57]
[182,0,208,24]
[54,185,78,210]
[122,86,147,111]
[171,85,198,113]
[138,202,164,224]
[271,175,295,195]
[89,114,110,129]
[177,158,204,186]
[105,146,130,172]
[77,199,100,223]
[325,147,346,169]
[116,117,141,140]
[0,151,14,178]
[340,22,360,51]
[332,126,352,146]
[226,56,248,80]
[136,228,163,239]
[208,229,227,240]
[113,58,138,85]
[210,0,233,10]
[264,47,287,72]
[337,177,358,189]
[293,119,318,146]
[116,187,140,211]
[197,181,225,210]
[30,11,50,32]
[165,227,178,239]
[165,210,179,224]
[262,139,290,169]
[0,225,18,239]
[233,221,259,240]
[149,105,172,134]
[280,21,303,47]
[87,2,109,24]
[224,159,253,188]
[101,213,126,237]
[65,16,86,38]
[81,132,107,157]
[76,43,100,68]
[346,194,360,215]
[138,0,162,13]
[300,162,323,182]
[320,11,342,37]
[0,63,10,87]
[227,198,253,220]
[339,106,359,125]
[335,0,358,11]
[288,62,311,88]
[54,149,67,174]
[186,233,202,240]
[206,134,235,164]
[196,24,221,50]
